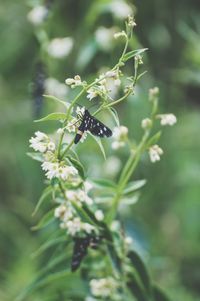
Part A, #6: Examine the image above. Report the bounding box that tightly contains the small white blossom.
[54,204,67,219]
[66,217,82,236]
[114,30,127,39]
[141,118,152,129]
[65,75,83,88]
[125,236,133,246]
[95,210,104,221]
[29,131,49,153]
[157,114,177,126]
[149,87,159,101]
[112,126,128,149]
[110,0,132,19]
[27,5,48,25]
[87,88,98,101]
[128,15,137,28]
[84,181,93,193]
[90,277,118,298]
[135,54,143,64]
[149,145,163,163]
[95,27,117,51]
[45,77,69,99]
[47,37,74,59]
[83,223,95,234]
[57,128,64,134]
[47,141,56,151]
[76,106,85,116]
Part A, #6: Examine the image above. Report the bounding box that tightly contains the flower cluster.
[41,161,78,180]
[47,37,74,59]
[29,131,55,153]
[149,144,163,163]
[65,75,84,88]
[27,5,48,25]
[157,114,177,126]
[54,202,94,236]
[112,126,128,149]
[89,277,119,298]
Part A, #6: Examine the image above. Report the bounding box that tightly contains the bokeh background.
[0,0,199,300]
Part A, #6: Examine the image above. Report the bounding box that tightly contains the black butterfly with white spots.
[74,109,112,144]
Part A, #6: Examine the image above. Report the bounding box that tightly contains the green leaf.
[153,285,171,301]
[128,251,151,296]
[120,193,140,206]
[107,107,120,126]
[122,48,148,62]
[32,208,55,230]
[88,133,106,160]
[127,272,148,301]
[32,186,52,216]
[31,235,67,258]
[123,179,147,195]
[27,152,43,162]
[34,112,67,122]
[43,94,70,108]
[91,178,116,189]
[66,155,85,179]
[146,131,161,148]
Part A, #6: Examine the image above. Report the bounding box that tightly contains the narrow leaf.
[43,94,70,108]
[128,251,151,295]
[34,112,66,122]
[31,236,67,258]
[32,208,55,230]
[88,133,106,160]
[67,155,85,179]
[153,285,171,301]
[91,178,116,189]
[32,186,52,216]
[107,107,120,126]
[146,131,161,148]
[123,48,148,62]
[123,179,146,195]
[127,272,148,301]
[27,152,43,162]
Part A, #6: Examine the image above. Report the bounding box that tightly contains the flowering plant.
[24,12,177,301]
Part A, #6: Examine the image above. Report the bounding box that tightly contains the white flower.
[95,27,117,51]
[66,189,93,206]
[76,106,85,116]
[47,37,74,58]
[83,223,95,234]
[66,217,82,236]
[95,210,104,221]
[114,31,127,39]
[135,54,143,64]
[110,0,132,19]
[29,131,49,153]
[128,15,137,28]
[42,162,59,179]
[45,77,69,99]
[149,87,159,101]
[47,141,56,151]
[59,166,78,180]
[87,88,98,101]
[111,141,125,150]
[112,126,128,149]
[90,277,118,298]
[57,128,64,134]
[149,145,163,163]
[65,75,83,88]
[157,114,177,126]
[84,181,93,193]
[27,5,48,25]
[54,204,67,218]
[103,156,121,176]
[113,126,128,139]
[125,236,133,246]
[141,118,152,129]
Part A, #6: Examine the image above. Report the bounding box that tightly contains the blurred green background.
[0,0,200,300]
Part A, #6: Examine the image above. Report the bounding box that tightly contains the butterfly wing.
[86,110,112,138]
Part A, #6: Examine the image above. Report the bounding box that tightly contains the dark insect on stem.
[74,109,112,144]
[71,235,102,272]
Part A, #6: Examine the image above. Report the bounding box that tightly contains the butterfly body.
[74,109,112,144]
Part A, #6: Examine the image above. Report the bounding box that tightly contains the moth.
[74,109,112,144]
[71,235,102,271]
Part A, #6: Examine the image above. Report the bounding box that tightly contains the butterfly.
[71,235,102,271]
[74,109,112,144]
